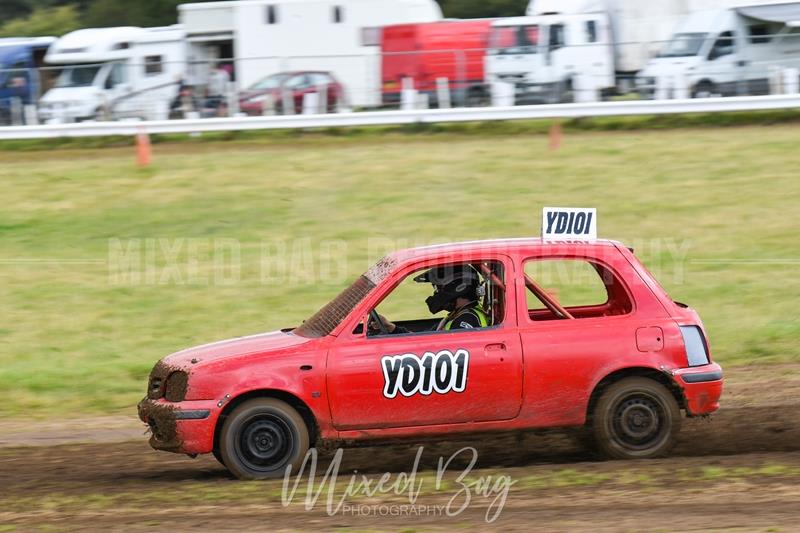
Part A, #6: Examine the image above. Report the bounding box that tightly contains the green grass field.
[0,126,798,417]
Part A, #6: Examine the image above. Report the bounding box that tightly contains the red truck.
[381,19,494,107]
[139,237,723,480]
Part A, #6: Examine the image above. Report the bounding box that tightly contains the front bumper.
[672,363,723,416]
[137,397,219,454]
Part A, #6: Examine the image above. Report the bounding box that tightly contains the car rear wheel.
[592,377,680,459]
[219,398,310,479]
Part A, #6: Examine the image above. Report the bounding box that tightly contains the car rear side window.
[524,258,632,321]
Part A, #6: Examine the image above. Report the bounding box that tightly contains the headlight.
[164,371,188,402]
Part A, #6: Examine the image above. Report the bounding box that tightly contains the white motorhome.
[39,26,186,122]
[486,0,693,103]
[638,2,800,98]
[178,0,442,108]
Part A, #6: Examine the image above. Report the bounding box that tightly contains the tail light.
[680,326,710,366]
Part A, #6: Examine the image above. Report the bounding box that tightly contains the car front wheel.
[219,398,310,479]
[592,377,681,459]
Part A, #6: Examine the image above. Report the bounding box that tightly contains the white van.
[638,3,800,98]
[39,26,186,122]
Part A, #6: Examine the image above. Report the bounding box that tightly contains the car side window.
[287,74,310,89]
[524,258,632,321]
[709,31,735,60]
[586,20,598,43]
[106,63,127,89]
[312,73,331,86]
[549,24,566,50]
[362,260,506,337]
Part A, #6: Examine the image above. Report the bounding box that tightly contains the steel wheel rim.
[609,392,668,452]
[235,413,295,473]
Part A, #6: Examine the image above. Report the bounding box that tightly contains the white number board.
[542,207,597,241]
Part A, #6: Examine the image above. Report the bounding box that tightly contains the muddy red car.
[139,238,723,479]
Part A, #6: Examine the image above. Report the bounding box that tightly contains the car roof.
[389,238,624,263]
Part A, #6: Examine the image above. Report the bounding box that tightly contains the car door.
[326,256,524,431]
[104,62,133,118]
[704,31,743,95]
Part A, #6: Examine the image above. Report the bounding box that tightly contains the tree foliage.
[0,0,530,37]
[0,5,80,37]
[437,0,528,18]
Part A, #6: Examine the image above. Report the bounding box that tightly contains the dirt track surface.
[2,364,799,532]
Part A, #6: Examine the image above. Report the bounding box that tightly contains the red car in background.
[381,19,494,107]
[139,237,723,480]
[239,71,344,115]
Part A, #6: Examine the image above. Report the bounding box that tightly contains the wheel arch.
[692,78,716,95]
[585,367,686,425]
[213,389,319,454]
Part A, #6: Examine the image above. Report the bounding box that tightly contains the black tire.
[219,398,310,480]
[692,81,717,98]
[591,377,681,460]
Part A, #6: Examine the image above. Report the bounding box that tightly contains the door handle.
[485,343,506,352]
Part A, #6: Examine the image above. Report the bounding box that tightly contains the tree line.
[0,0,528,37]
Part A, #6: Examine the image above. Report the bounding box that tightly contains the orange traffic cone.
[548,121,562,151]
[136,129,152,167]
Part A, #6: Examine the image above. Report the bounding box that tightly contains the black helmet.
[414,265,480,314]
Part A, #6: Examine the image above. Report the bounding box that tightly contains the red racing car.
[139,238,723,479]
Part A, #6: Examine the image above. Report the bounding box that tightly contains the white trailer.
[179,0,442,108]
[39,26,186,122]
[638,2,800,98]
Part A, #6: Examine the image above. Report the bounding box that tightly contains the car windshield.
[55,65,102,88]
[250,73,290,90]
[293,256,397,338]
[659,32,709,57]
[489,25,540,54]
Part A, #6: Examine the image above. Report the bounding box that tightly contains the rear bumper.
[672,363,723,416]
[137,397,219,454]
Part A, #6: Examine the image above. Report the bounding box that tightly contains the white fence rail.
[1,95,799,140]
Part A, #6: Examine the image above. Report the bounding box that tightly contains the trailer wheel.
[560,78,576,103]
[592,377,681,459]
[219,397,310,479]
[466,86,489,107]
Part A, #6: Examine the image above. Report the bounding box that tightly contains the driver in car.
[370,265,489,335]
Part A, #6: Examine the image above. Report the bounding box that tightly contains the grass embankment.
[0,125,798,416]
